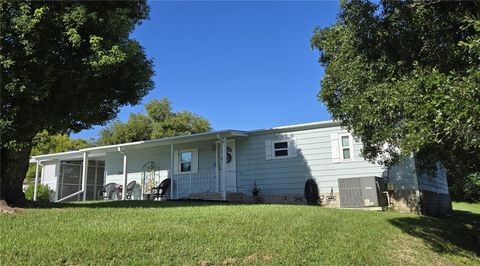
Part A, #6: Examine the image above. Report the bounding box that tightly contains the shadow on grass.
[31,199,326,210]
[33,200,246,209]
[389,210,480,257]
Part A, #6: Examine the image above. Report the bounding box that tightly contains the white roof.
[30,120,339,163]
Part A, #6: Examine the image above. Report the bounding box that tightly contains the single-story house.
[30,121,452,215]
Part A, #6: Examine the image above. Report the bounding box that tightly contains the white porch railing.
[173,171,219,199]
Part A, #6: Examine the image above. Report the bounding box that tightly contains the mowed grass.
[1,201,479,265]
[453,201,480,214]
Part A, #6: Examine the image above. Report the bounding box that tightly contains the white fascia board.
[30,130,248,162]
[80,130,247,153]
[247,120,340,135]
[29,121,337,162]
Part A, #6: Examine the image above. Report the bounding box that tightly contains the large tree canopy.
[97,98,212,145]
[0,1,154,205]
[311,0,480,199]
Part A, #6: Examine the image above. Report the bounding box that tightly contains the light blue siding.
[105,146,171,185]
[236,126,416,196]
[103,125,418,199]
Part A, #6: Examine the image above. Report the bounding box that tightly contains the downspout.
[215,142,220,193]
[82,152,89,201]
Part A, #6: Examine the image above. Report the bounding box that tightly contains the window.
[273,141,289,158]
[266,139,297,160]
[340,135,353,160]
[180,151,192,172]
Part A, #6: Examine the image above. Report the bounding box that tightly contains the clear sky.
[72,1,340,140]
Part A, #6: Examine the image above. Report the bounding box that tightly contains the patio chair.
[125,180,137,200]
[100,183,119,200]
[152,178,171,201]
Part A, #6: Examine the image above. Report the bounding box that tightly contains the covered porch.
[30,130,247,202]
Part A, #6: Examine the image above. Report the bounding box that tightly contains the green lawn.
[453,201,480,214]
[1,201,479,265]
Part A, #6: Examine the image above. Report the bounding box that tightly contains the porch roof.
[29,120,341,163]
[30,129,248,163]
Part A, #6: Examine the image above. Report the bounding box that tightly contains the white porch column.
[170,143,174,199]
[215,142,219,192]
[33,161,40,201]
[121,150,128,200]
[222,137,227,201]
[93,160,98,200]
[82,152,89,201]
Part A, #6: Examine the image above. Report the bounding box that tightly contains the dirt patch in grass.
[222,258,237,265]
[0,200,20,214]
[243,254,257,263]
[239,254,273,264]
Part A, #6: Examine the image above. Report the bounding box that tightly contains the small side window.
[339,135,353,161]
[273,141,289,158]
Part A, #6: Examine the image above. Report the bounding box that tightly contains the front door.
[220,139,236,192]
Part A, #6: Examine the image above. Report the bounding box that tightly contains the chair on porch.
[125,180,137,200]
[100,183,120,200]
[152,178,171,201]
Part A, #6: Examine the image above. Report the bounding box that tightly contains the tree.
[96,114,152,146]
[311,1,480,199]
[97,98,212,145]
[1,1,154,205]
[25,131,92,183]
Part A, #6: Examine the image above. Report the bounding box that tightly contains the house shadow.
[388,210,480,257]
[33,199,242,209]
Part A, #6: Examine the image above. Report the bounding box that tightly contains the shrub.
[449,173,480,202]
[24,183,51,202]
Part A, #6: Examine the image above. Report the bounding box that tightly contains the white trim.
[30,121,339,162]
[265,140,273,160]
[93,160,98,200]
[170,143,174,199]
[82,152,89,201]
[173,151,179,174]
[215,142,219,191]
[222,137,227,200]
[118,148,128,200]
[338,133,354,161]
[248,120,339,135]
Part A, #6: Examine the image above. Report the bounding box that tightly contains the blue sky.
[72,1,340,140]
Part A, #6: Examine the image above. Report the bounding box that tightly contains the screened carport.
[58,160,105,201]
[31,149,107,202]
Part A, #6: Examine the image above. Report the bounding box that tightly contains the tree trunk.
[0,143,32,207]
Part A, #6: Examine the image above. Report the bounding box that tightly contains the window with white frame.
[273,141,289,158]
[340,134,353,160]
[179,151,192,172]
